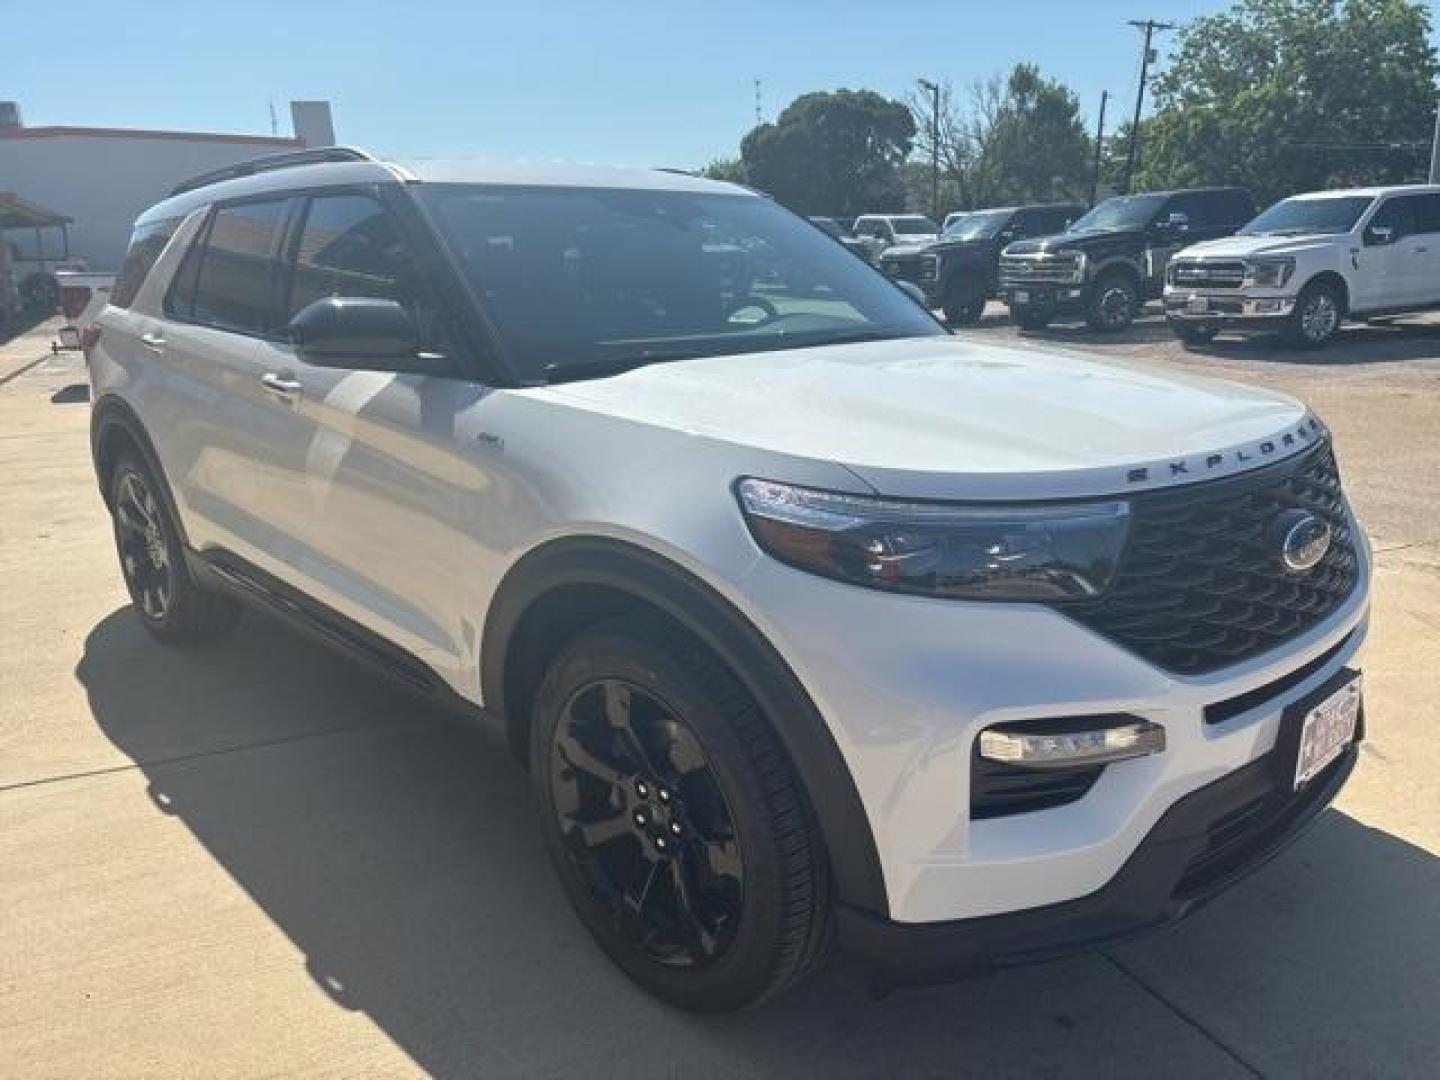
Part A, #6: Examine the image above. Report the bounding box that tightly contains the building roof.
[0,125,302,148]
[0,191,72,228]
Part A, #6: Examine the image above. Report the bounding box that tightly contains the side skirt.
[186,546,482,719]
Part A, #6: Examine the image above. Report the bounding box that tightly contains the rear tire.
[108,456,241,644]
[1283,280,1343,349]
[530,616,831,1012]
[1014,306,1051,331]
[1085,272,1138,332]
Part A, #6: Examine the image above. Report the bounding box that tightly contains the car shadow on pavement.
[1184,319,1440,367]
[76,607,1440,1079]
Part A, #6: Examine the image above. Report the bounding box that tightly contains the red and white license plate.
[1293,674,1361,789]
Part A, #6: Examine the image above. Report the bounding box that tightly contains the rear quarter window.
[110,216,185,308]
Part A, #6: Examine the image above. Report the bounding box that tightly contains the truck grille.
[880,254,930,284]
[999,253,1082,286]
[1170,259,1246,290]
[1062,442,1358,675]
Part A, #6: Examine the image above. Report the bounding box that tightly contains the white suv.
[1165,184,1440,348]
[88,148,1370,1012]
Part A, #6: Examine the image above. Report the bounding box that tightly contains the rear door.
[252,188,479,679]
[1409,192,1440,306]
[151,196,301,566]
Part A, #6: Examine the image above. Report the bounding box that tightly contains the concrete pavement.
[1,320,1437,1078]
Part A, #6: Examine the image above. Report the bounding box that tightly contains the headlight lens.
[736,479,1131,601]
[920,254,940,281]
[1243,257,1296,288]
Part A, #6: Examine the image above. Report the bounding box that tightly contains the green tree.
[907,65,1094,211]
[1135,0,1439,204]
[700,157,747,184]
[741,90,915,216]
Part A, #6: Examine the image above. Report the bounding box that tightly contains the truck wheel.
[942,282,985,326]
[531,616,831,1013]
[1170,322,1217,347]
[1284,281,1343,349]
[1014,307,1051,331]
[1086,272,1137,332]
[109,456,242,644]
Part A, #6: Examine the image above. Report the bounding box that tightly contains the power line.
[1122,18,1175,192]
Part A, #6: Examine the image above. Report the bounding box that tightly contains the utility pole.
[918,78,940,221]
[268,100,278,137]
[1122,19,1174,193]
[754,79,763,126]
[1090,90,1109,204]
[1430,98,1439,183]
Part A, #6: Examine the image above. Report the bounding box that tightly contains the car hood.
[1177,234,1341,259]
[886,238,990,258]
[533,336,1317,500]
[1006,230,1145,254]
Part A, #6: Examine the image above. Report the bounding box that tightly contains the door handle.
[260,372,303,400]
[140,332,166,352]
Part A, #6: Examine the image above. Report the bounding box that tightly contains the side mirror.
[1364,224,1395,246]
[288,297,449,375]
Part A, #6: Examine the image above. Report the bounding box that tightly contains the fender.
[89,393,191,545]
[482,536,891,916]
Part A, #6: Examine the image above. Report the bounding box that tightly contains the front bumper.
[840,719,1358,984]
[1164,291,1296,325]
[1000,283,1087,311]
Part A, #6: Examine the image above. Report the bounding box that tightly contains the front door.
[253,189,480,685]
[1354,195,1425,310]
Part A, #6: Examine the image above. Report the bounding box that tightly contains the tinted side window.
[112,216,185,308]
[1219,190,1256,226]
[285,194,423,318]
[1370,196,1420,239]
[187,200,289,334]
[1412,193,1440,235]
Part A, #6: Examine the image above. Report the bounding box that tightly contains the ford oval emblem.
[1276,511,1332,573]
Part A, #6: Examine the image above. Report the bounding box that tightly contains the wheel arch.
[481,534,890,915]
[1090,256,1143,289]
[1302,270,1350,315]
[90,394,190,546]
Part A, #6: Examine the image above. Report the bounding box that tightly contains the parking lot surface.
[2,313,1437,1078]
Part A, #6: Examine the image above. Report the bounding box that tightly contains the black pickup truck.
[878,204,1083,324]
[998,187,1256,332]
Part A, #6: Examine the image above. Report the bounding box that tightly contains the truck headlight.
[1243,257,1295,288]
[736,479,1130,601]
[920,254,940,281]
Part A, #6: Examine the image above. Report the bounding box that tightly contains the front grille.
[1062,442,1358,675]
[881,254,929,284]
[999,253,1082,286]
[1170,259,1246,290]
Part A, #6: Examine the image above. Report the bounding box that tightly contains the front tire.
[109,456,241,644]
[1014,305,1051,331]
[1170,322,1217,347]
[531,617,830,1012]
[1284,281,1343,349]
[942,281,985,326]
[1086,272,1138,332]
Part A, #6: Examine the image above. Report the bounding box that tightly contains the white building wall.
[0,133,307,271]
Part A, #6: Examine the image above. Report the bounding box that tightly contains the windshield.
[418,185,943,381]
[1068,194,1169,233]
[892,216,939,235]
[943,209,1012,240]
[1239,196,1374,237]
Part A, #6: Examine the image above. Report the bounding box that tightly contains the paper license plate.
[1294,675,1361,789]
[1013,290,1030,304]
[1186,296,1209,314]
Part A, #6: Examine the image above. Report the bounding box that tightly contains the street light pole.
[1091,90,1109,204]
[1122,19,1174,193]
[1429,98,1439,184]
[918,79,940,221]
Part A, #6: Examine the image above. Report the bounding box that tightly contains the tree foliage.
[699,157,748,184]
[1135,0,1439,204]
[740,90,915,216]
[907,64,1094,211]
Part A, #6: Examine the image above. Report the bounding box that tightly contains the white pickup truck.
[1164,184,1440,348]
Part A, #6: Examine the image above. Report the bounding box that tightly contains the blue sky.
[7,0,1423,168]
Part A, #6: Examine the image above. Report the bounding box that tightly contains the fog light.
[978,718,1165,768]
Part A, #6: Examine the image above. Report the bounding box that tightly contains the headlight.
[920,254,940,281]
[1243,257,1295,288]
[735,479,1130,601]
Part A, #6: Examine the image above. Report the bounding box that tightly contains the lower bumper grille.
[1061,442,1359,675]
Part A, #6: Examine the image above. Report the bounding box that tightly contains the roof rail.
[169,146,376,196]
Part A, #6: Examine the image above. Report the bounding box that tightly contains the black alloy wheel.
[113,465,174,622]
[531,619,831,1011]
[549,676,745,969]
[1087,273,1138,332]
